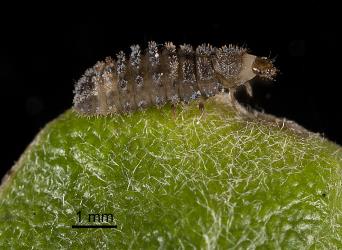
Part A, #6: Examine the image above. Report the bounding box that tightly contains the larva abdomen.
[73,41,277,115]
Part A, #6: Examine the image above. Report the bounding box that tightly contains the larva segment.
[147,41,167,107]
[103,57,121,114]
[116,51,136,112]
[93,61,108,115]
[177,44,200,103]
[129,45,150,109]
[73,67,99,115]
[162,42,180,104]
[132,46,152,109]
[196,44,222,97]
[212,45,247,88]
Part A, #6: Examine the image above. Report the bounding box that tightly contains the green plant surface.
[0,94,341,249]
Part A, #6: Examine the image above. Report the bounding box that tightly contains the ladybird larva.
[73,41,277,115]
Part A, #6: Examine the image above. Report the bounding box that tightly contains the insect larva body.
[73,41,277,115]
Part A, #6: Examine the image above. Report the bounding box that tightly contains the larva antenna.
[270,54,278,63]
[269,53,280,79]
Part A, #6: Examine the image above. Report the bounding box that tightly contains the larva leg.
[228,88,238,108]
[228,87,251,116]
[198,101,205,114]
[244,81,253,97]
[196,96,207,123]
[197,100,206,123]
[171,103,177,119]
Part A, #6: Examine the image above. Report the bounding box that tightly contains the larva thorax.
[73,41,277,115]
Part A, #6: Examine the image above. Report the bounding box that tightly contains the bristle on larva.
[73,41,277,115]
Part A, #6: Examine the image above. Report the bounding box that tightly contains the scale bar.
[72,225,117,228]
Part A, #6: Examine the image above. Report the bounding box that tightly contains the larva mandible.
[73,41,277,115]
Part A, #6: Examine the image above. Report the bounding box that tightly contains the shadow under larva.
[73,41,278,116]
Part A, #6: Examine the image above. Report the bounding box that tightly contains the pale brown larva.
[73,41,277,115]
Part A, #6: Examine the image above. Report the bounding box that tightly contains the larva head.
[252,57,277,80]
[212,46,278,88]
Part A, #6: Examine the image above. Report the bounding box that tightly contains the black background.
[0,6,340,179]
